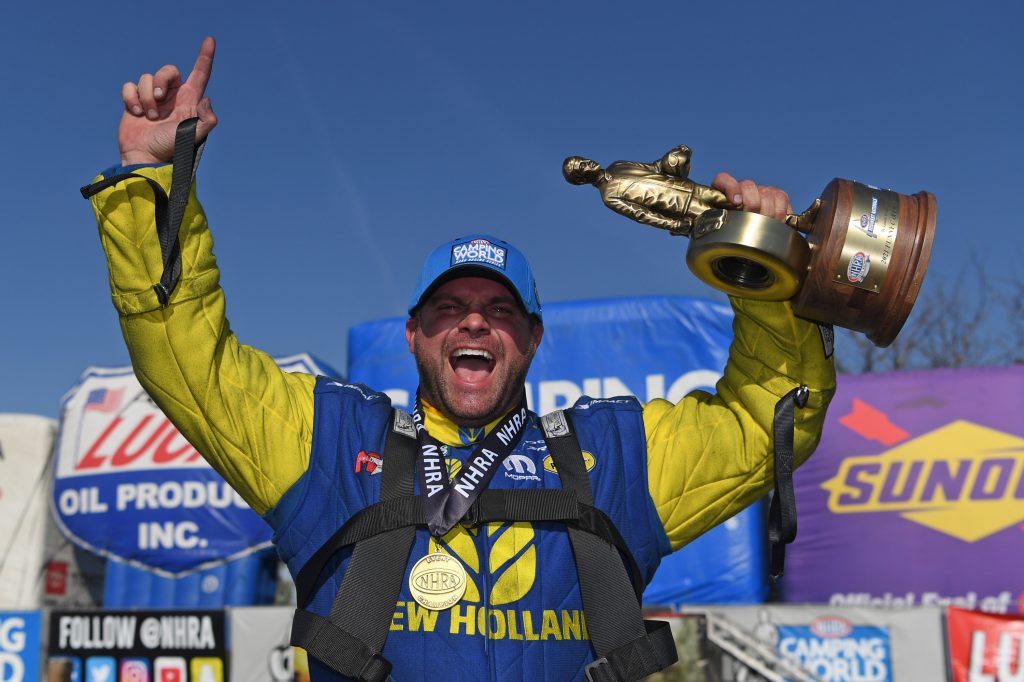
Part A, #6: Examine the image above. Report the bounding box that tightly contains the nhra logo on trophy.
[564,145,937,347]
[848,252,870,284]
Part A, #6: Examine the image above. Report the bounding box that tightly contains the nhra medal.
[409,552,467,611]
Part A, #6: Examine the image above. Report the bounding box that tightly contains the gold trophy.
[563,145,936,347]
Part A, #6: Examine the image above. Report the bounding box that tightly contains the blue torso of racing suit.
[265,377,672,681]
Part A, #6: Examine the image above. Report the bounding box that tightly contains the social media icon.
[190,657,223,682]
[119,657,150,682]
[154,656,186,682]
[48,657,82,682]
[84,656,115,682]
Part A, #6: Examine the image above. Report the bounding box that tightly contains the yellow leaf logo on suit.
[430,522,536,605]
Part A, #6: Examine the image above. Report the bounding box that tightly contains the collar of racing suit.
[419,398,508,448]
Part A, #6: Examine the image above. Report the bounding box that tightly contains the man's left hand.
[712,172,793,222]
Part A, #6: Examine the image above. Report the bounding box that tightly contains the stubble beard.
[413,335,534,427]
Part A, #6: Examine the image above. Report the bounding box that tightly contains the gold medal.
[408,551,467,611]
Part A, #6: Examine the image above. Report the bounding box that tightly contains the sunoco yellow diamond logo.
[821,419,1024,542]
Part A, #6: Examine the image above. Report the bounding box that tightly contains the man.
[85,38,834,681]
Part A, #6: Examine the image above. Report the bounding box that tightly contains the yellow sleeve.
[643,297,836,551]
[87,165,315,515]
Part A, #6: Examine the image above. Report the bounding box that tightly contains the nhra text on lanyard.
[412,393,529,538]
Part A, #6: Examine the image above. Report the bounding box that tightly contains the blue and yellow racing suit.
[86,165,835,680]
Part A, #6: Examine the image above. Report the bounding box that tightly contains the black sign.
[48,609,227,682]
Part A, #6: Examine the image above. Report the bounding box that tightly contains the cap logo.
[451,238,507,270]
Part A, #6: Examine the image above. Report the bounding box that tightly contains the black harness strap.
[156,118,203,304]
[293,489,647,609]
[291,410,419,681]
[541,410,677,682]
[294,495,421,609]
[80,117,205,307]
[768,385,809,581]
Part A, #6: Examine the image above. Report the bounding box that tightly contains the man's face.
[406,276,543,427]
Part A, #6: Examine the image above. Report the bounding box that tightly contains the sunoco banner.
[350,296,771,603]
[781,365,1024,613]
[947,606,1024,682]
[48,609,226,681]
[0,611,41,682]
[52,354,330,576]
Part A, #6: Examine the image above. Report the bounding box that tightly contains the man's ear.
[531,322,544,350]
[405,316,417,353]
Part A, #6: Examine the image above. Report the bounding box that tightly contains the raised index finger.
[184,36,216,97]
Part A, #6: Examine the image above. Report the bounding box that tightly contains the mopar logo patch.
[451,239,507,270]
[847,252,870,283]
[503,454,540,481]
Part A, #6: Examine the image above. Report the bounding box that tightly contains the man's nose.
[459,308,491,335]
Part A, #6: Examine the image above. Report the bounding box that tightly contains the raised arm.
[643,174,837,550]
[86,37,315,516]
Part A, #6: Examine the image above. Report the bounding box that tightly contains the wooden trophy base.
[791,179,937,347]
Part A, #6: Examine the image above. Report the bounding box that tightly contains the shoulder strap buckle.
[540,409,572,439]
[357,651,392,682]
[584,657,612,682]
[392,408,416,438]
[460,499,481,528]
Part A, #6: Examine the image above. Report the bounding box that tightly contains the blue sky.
[1,0,1020,417]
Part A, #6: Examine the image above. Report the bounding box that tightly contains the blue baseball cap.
[408,234,542,322]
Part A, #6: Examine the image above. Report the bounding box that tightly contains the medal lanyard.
[412,392,529,538]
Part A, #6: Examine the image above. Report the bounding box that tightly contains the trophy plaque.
[563,145,936,347]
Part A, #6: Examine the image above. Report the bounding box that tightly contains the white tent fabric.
[0,414,56,609]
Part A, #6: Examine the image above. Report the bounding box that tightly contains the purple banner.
[781,365,1024,614]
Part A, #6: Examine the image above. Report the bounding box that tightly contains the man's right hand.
[118,36,218,166]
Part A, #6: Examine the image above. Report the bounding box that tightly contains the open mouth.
[450,348,495,383]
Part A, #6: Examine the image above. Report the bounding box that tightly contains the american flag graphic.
[84,387,125,413]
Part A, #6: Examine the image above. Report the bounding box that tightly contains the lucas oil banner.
[349,295,771,603]
[52,354,331,577]
[780,365,1024,613]
[947,606,1024,682]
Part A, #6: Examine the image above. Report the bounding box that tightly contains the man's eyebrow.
[428,292,520,307]
[428,291,466,304]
